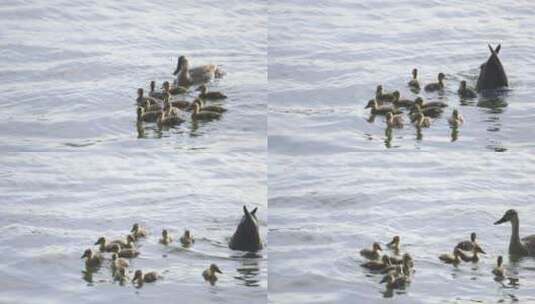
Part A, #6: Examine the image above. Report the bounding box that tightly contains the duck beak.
[479,247,486,254]
[173,57,182,76]
[364,104,371,109]
[195,86,202,91]
[379,276,387,284]
[215,267,222,274]
[494,215,508,225]
[94,240,99,245]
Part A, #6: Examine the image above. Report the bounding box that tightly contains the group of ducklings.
[360,236,414,290]
[360,232,510,293]
[365,68,478,131]
[81,223,223,287]
[136,80,227,129]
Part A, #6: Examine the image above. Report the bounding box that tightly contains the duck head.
[132,270,143,283]
[111,253,118,261]
[173,56,186,76]
[365,99,377,109]
[137,88,143,98]
[414,97,424,107]
[81,249,93,259]
[162,229,168,238]
[388,236,400,247]
[476,44,508,92]
[375,85,383,98]
[497,255,503,267]
[392,91,400,102]
[452,109,459,118]
[373,242,383,252]
[210,264,222,274]
[131,223,140,233]
[412,68,418,79]
[470,232,477,242]
[229,206,263,252]
[495,209,518,225]
[438,72,446,83]
[184,230,191,238]
[94,237,106,246]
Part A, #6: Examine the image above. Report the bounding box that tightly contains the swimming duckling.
[180,230,194,247]
[164,80,188,95]
[494,209,535,256]
[191,102,222,120]
[380,273,409,289]
[387,236,400,251]
[390,252,413,267]
[458,244,485,263]
[409,102,443,119]
[412,112,431,128]
[173,56,224,87]
[157,110,184,128]
[148,81,166,100]
[424,72,445,92]
[492,256,505,279]
[365,100,402,116]
[448,109,464,127]
[159,229,173,245]
[137,107,160,123]
[202,264,223,285]
[375,86,397,102]
[392,91,415,108]
[402,254,414,276]
[385,112,404,129]
[458,80,477,99]
[196,84,227,100]
[414,96,448,109]
[94,237,122,252]
[360,242,383,260]
[136,88,157,106]
[111,244,140,258]
[111,253,129,272]
[361,255,391,271]
[123,235,136,249]
[131,223,147,240]
[408,68,420,91]
[81,248,103,268]
[456,232,478,251]
[193,98,226,113]
[439,248,462,265]
[132,270,160,285]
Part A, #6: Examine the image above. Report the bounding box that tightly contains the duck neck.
[509,216,525,254]
[178,65,190,86]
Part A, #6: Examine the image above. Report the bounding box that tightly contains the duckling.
[361,255,391,271]
[424,72,445,92]
[387,236,400,252]
[407,68,420,90]
[123,235,136,249]
[458,80,477,99]
[136,88,157,106]
[111,244,140,258]
[165,80,188,95]
[94,237,122,252]
[390,252,413,267]
[414,96,448,109]
[111,253,129,272]
[360,242,383,260]
[375,85,397,102]
[202,264,223,284]
[157,110,184,128]
[196,84,227,100]
[380,273,409,289]
[412,112,431,128]
[492,256,505,279]
[159,229,173,245]
[191,102,222,120]
[385,112,404,129]
[439,248,462,265]
[448,109,464,127]
[148,81,166,100]
[392,91,415,108]
[402,254,414,276]
[137,107,160,123]
[365,100,402,116]
[194,98,227,113]
[409,102,443,119]
[144,99,162,112]
[180,230,194,247]
[132,270,160,285]
[113,267,128,284]
[458,244,485,263]
[130,223,147,240]
[81,248,103,268]
[173,55,224,87]
[456,232,478,251]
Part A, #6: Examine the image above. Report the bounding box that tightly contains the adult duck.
[495,209,535,256]
[424,72,446,92]
[173,56,224,87]
[360,242,382,260]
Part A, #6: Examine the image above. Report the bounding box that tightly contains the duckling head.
[94,237,105,246]
[497,255,503,267]
[376,85,383,94]
[388,236,400,246]
[137,88,143,98]
[162,81,170,92]
[495,209,518,225]
[131,223,140,233]
[392,91,400,101]
[412,68,418,79]
[373,242,383,252]
[452,109,459,118]
[196,84,207,94]
[184,230,191,238]
[414,97,423,106]
[365,99,377,109]
[470,232,477,242]
[132,270,143,282]
[81,249,93,259]
[210,264,222,274]
[162,229,168,238]
[150,81,156,92]
[438,72,446,82]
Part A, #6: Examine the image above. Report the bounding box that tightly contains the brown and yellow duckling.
[456,232,478,251]
[492,256,505,279]
[137,107,160,123]
[157,110,184,128]
[132,270,160,285]
[360,242,383,260]
[111,244,140,258]
[111,253,129,272]
[392,91,415,108]
[180,230,195,247]
[202,264,223,285]
[136,88,158,106]
[408,68,420,91]
[131,223,147,240]
[148,81,166,100]
[424,72,446,92]
[113,267,128,284]
[159,229,173,245]
[81,248,103,268]
[439,248,462,265]
[94,237,125,252]
[448,109,464,127]
[385,112,404,129]
[412,112,432,128]
[196,84,227,100]
[194,98,227,113]
[361,255,392,271]
[380,272,409,290]
[458,80,477,99]
[375,85,397,102]
[458,244,485,263]
[365,99,402,116]
[414,96,447,109]
[123,235,136,249]
[387,236,401,252]
[191,102,222,120]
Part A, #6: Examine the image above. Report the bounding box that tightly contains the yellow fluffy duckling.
[387,236,401,252]
[111,253,129,272]
[439,248,462,265]
[111,243,140,258]
[492,256,505,279]
[131,223,147,240]
[180,230,195,247]
[408,68,420,90]
[191,102,222,120]
[424,72,446,92]
[375,85,397,102]
[196,84,227,100]
[94,237,125,252]
[159,229,173,245]
[81,248,103,268]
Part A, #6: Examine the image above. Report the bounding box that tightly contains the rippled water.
[0,0,267,303]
